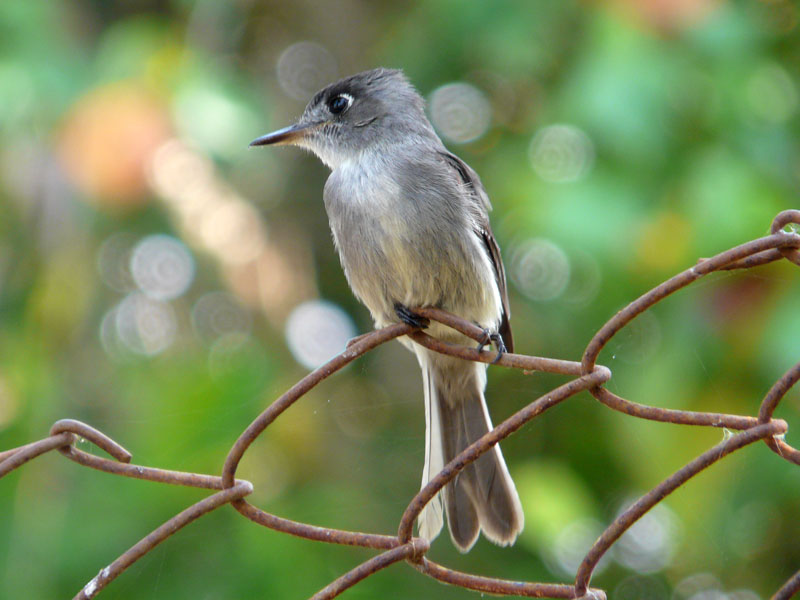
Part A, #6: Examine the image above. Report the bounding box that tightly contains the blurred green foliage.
[1,1,799,599]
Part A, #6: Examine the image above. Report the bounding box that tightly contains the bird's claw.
[394,303,430,329]
[477,329,506,364]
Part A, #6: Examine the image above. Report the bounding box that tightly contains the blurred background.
[1,0,799,598]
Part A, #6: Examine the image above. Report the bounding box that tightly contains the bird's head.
[250,68,434,169]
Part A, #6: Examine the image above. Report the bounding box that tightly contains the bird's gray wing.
[438,151,514,353]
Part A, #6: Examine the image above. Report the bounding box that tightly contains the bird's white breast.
[324,151,502,335]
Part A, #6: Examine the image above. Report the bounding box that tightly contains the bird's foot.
[394,303,430,329]
[477,329,506,364]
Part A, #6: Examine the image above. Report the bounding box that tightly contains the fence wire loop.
[50,419,133,463]
[771,209,800,266]
[1,210,799,600]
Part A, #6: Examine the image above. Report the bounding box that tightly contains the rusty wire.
[1,209,799,600]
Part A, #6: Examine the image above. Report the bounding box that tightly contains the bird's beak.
[249,121,320,147]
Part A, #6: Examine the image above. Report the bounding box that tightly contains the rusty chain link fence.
[2,209,800,600]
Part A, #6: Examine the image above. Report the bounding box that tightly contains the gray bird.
[251,68,523,552]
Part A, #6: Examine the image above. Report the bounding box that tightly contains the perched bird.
[251,68,523,552]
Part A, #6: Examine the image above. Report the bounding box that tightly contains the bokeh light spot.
[276,41,337,101]
[545,518,611,577]
[613,500,678,573]
[529,124,594,183]
[429,82,492,144]
[192,291,252,345]
[130,234,195,301]
[285,300,356,370]
[510,238,570,302]
[673,573,724,600]
[105,292,178,357]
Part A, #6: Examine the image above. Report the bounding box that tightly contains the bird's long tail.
[416,351,524,552]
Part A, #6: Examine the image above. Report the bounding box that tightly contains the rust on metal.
[413,558,607,598]
[1,210,799,600]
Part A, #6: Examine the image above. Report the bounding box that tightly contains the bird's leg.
[477,329,506,364]
[394,303,430,329]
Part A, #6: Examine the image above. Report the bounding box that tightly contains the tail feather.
[443,464,479,550]
[418,358,444,543]
[416,350,524,552]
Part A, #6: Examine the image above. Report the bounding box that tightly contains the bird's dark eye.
[327,94,352,115]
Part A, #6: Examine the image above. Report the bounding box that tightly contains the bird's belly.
[334,217,500,334]
[324,161,502,336]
